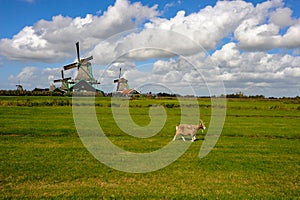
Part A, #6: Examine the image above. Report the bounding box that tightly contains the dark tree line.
[225,92,265,99]
[0,90,65,96]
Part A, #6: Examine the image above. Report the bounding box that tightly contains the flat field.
[0,96,299,199]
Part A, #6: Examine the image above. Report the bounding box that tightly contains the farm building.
[70,79,104,95]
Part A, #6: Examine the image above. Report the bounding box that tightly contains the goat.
[173,120,206,142]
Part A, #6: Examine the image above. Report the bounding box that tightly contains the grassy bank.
[0,97,299,199]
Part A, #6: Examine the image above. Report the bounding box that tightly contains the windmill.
[52,42,104,94]
[16,80,23,91]
[114,68,129,92]
[63,42,99,84]
[53,70,71,91]
[113,68,139,96]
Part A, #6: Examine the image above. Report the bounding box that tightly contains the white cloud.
[0,0,159,62]
[281,24,300,48]
[8,67,65,89]
[90,28,202,65]
[234,0,300,51]
[235,19,300,51]
[145,1,253,50]
[211,43,241,68]
[106,0,299,62]
[153,56,198,75]
[211,42,300,96]
[2,0,299,62]
[91,0,269,67]
[269,7,294,27]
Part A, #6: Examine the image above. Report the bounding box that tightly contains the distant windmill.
[114,68,129,92]
[113,68,139,96]
[16,80,23,91]
[53,70,71,91]
[63,42,99,84]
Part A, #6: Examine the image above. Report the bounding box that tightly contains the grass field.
[0,96,299,199]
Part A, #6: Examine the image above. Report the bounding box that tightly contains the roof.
[70,79,103,94]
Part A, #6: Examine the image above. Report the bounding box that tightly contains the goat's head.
[199,120,206,131]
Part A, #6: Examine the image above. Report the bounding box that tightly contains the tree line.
[0,89,299,99]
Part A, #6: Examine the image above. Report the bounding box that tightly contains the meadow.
[0,96,299,199]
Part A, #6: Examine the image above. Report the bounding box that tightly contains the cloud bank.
[1,0,300,96]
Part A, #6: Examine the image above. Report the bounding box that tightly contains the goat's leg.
[181,135,186,141]
[173,130,180,141]
[172,134,177,141]
[173,126,180,141]
[192,135,196,142]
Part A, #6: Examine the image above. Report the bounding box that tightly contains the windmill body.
[114,68,129,92]
[15,80,23,91]
[75,61,96,83]
[116,78,129,92]
[16,85,23,91]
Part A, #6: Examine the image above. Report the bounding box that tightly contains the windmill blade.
[60,70,71,81]
[119,68,122,79]
[63,77,72,81]
[114,68,122,83]
[76,42,80,63]
[61,70,64,79]
[54,77,71,83]
[81,56,93,63]
[54,79,62,83]
[63,62,77,70]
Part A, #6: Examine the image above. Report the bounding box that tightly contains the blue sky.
[0,0,300,97]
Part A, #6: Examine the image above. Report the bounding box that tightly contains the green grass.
[0,97,299,199]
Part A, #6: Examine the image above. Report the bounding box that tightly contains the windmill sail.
[63,62,77,70]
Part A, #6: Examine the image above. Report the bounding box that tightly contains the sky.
[0,0,300,97]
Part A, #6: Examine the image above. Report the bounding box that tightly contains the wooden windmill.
[63,42,99,85]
